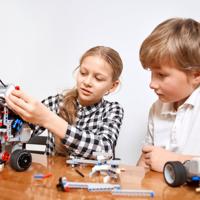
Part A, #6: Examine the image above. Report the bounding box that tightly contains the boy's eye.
[158,73,166,77]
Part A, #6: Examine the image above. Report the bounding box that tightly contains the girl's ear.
[108,80,120,93]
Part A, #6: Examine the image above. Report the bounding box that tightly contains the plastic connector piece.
[15,86,20,90]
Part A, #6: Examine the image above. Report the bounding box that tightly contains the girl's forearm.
[42,111,68,139]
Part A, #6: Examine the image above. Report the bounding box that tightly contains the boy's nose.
[149,79,159,90]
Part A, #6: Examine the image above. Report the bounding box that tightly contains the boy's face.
[149,63,198,108]
[76,55,118,106]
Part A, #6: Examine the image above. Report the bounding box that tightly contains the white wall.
[0,0,199,164]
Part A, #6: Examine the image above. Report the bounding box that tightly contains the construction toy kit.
[0,80,32,172]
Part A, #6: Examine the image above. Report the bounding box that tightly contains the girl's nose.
[83,76,92,86]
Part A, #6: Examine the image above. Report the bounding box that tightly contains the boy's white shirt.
[145,85,200,155]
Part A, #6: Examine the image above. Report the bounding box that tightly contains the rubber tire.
[163,161,187,187]
[10,149,32,172]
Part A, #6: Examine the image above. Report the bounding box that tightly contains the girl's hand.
[5,89,51,127]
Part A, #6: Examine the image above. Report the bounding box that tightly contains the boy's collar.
[184,85,200,106]
[161,103,176,115]
[161,85,200,115]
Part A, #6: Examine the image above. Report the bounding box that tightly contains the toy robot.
[0,80,32,171]
[163,158,200,188]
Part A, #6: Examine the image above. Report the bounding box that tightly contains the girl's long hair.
[59,46,123,124]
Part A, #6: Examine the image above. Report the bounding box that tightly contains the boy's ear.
[108,80,120,93]
[192,71,200,86]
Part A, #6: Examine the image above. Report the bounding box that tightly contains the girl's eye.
[95,76,104,81]
[80,71,86,76]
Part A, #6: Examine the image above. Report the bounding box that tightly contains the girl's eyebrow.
[95,72,110,79]
[80,65,109,78]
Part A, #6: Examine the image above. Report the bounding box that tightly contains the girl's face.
[149,63,199,109]
[76,56,118,106]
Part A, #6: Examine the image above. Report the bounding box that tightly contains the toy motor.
[163,158,200,187]
[0,80,32,171]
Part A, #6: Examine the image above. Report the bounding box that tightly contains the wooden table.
[0,154,199,200]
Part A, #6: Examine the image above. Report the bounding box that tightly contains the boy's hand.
[142,145,179,172]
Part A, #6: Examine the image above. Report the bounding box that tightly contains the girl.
[6,46,124,159]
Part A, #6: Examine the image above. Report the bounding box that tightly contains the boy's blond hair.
[140,18,200,72]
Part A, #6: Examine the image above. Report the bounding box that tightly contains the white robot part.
[184,157,200,177]
[5,84,15,97]
[19,124,32,143]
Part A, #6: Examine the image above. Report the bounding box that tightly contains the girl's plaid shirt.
[31,94,124,158]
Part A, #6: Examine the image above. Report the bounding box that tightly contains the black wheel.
[163,161,187,187]
[10,149,32,172]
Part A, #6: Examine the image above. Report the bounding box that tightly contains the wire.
[0,80,6,87]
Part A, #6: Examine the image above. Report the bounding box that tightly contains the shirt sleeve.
[144,104,154,145]
[31,94,61,136]
[62,102,124,159]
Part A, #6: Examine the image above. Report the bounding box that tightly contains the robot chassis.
[163,158,200,192]
[0,80,32,171]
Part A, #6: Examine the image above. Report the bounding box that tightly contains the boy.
[137,18,200,172]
